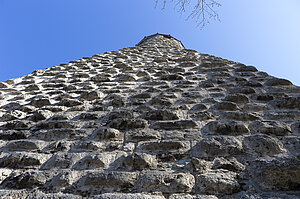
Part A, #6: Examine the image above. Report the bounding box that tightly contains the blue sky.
[1,0,300,85]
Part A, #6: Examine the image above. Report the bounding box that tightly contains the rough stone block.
[41,152,84,170]
[190,104,208,112]
[30,110,53,121]
[90,127,122,140]
[73,152,125,170]
[1,110,26,121]
[142,110,179,120]
[119,152,157,171]
[224,94,249,104]
[131,92,152,99]
[1,171,47,189]
[135,171,194,193]
[76,171,137,194]
[249,121,291,136]
[29,98,51,107]
[203,120,249,136]
[108,118,148,130]
[35,121,77,129]
[265,78,292,86]
[32,129,87,141]
[0,152,51,169]
[234,65,258,72]
[3,120,34,130]
[243,134,285,156]
[80,90,104,101]
[72,140,106,152]
[169,194,218,199]
[192,136,243,157]
[107,110,134,121]
[195,171,240,195]
[149,97,174,106]
[138,140,190,154]
[57,98,83,107]
[212,157,245,172]
[212,102,239,111]
[5,140,46,151]
[125,130,161,142]
[0,130,30,140]
[249,157,300,191]
[269,97,300,110]
[151,120,197,130]
[93,193,165,199]
[220,111,260,121]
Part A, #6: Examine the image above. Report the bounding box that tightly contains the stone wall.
[0,34,299,198]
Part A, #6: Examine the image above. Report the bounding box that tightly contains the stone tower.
[0,34,299,198]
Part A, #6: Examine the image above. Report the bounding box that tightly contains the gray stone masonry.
[0,33,299,198]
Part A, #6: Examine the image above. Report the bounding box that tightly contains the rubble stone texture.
[0,33,299,199]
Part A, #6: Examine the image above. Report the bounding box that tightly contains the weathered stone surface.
[119,152,157,170]
[1,171,47,189]
[131,92,152,99]
[151,120,197,130]
[41,153,83,169]
[212,102,239,111]
[169,194,218,199]
[94,193,165,199]
[80,90,104,101]
[0,189,82,199]
[31,110,53,121]
[1,110,26,121]
[90,127,122,140]
[264,78,292,86]
[108,118,148,130]
[193,136,243,157]
[46,170,80,192]
[78,112,103,120]
[249,121,291,136]
[73,152,125,170]
[230,192,299,199]
[190,111,216,121]
[0,82,8,88]
[138,140,190,155]
[212,157,245,172]
[4,140,46,151]
[203,120,249,136]
[32,129,87,141]
[0,34,299,198]
[249,157,300,191]
[224,94,250,104]
[57,98,83,107]
[135,171,194,193]
[220,111,260,121]
[234,65,258,72]
[195,171,240,195]
[269,97,300,110]
[3,120,34,130]
[29,97,51,107]
[243,134,285,156]
[142,110,179,120]
[75,171,137,194]
[0,169,12,184]
[0,130,30,140]
[126,130,161,142]
[72,140,106,152]
[190,103,208,112]
[0,152,51,169]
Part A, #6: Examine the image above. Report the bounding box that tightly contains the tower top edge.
[136,33,185,49]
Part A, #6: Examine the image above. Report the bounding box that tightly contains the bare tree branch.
[155,0,221,29]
